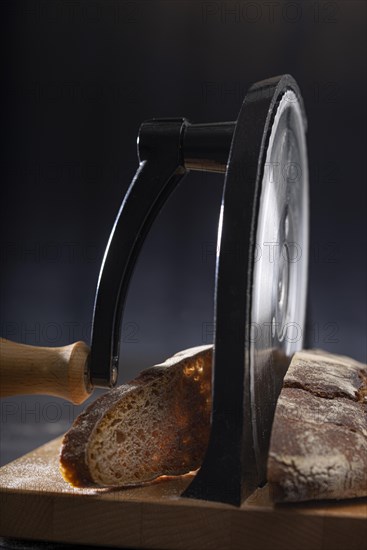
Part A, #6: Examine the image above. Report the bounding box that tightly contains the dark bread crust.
[59,346,213,488]
[61,346,367,497]
[60,385,133,487]
[267,350,367,502]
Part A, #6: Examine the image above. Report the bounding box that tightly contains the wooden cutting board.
[0,436,366,550]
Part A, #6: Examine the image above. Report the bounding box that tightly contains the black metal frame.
[89,119,188,386]
[89,75,307,506]
[183,75,306,505]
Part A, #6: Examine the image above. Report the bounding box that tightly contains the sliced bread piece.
[267,349,367,502]
[60,345,213,488]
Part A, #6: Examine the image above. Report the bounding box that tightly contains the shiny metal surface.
[250,90,309,480]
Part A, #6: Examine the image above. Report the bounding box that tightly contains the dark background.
[1,0,366,465]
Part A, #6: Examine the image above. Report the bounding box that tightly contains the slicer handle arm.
[89,118,236,387]
[0,338,92,404]
[89,119,189,387]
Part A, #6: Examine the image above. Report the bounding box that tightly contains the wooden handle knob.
[0,338,93,404]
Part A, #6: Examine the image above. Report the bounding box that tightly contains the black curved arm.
[89,119,188,387]
[89,118,236,387]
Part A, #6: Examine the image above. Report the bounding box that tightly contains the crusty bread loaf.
[267,349,367,502]
[60,345,213,488]
[60,346,367,499]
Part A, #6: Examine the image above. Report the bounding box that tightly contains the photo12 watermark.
[13,0,147,25]
[201,240,339,264]
[5,80,140,104]
[200,1,339,25]
[1,241,99,265]
[201,320,339,345]
[1,399,80,425]
[0,321,141,345]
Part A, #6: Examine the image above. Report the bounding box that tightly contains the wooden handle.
[0,338,93,404]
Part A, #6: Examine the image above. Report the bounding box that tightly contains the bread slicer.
[0,74,308,506]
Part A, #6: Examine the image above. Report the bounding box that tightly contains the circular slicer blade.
[250,89,309,480]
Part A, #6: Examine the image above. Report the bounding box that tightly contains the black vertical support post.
[183,75,306,505]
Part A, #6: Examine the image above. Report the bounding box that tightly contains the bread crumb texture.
[60,345,212,488]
